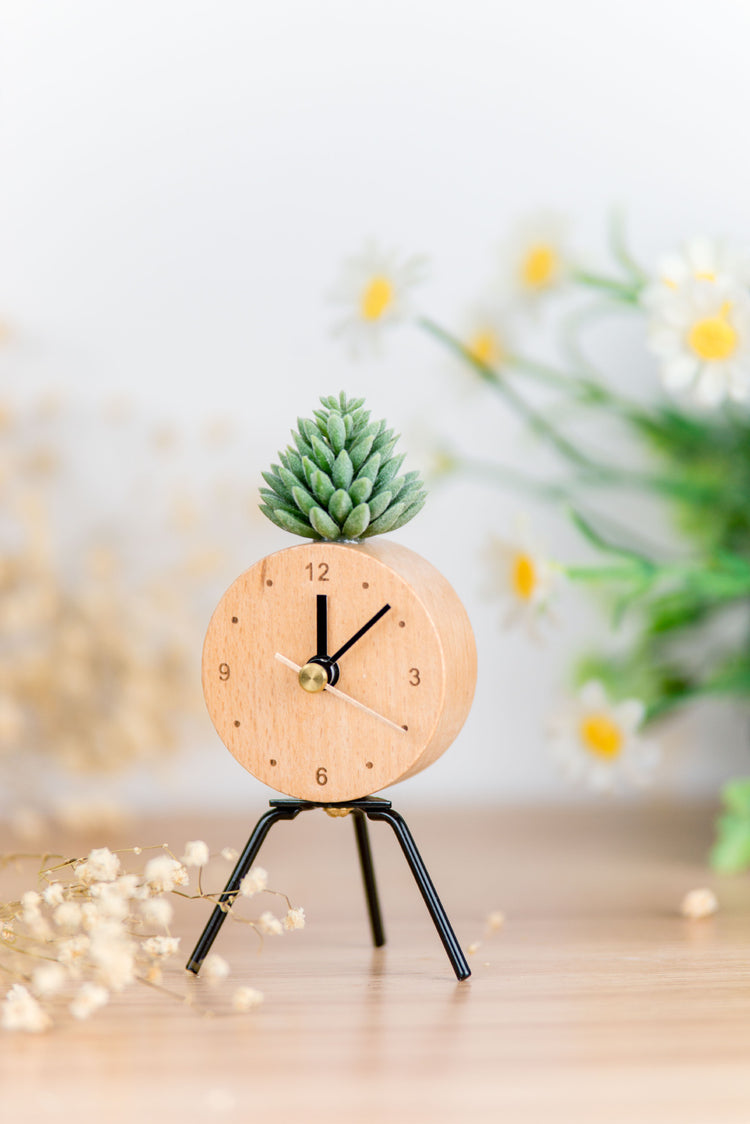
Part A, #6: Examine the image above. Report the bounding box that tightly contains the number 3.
[409,668,421,686]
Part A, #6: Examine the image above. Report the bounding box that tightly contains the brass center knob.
[298,662,328,693]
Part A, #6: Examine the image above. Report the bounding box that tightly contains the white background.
[2,0,749,808]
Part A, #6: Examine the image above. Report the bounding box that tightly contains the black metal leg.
[185,804,301,973]
[352,810,385,948]
[366,807,471,981]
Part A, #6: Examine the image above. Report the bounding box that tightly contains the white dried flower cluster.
[232,986,264,1012]
[283,908,305,931]
[680,888,718,920]
[0,842,302,1031]
[239,866,267,898]
[0,393,258,796]
[144,855,189,893]
[181,840,210,868]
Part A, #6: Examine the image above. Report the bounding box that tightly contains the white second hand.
[274,652,406,735]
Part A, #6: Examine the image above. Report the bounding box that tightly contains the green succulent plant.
[260,393,427,541]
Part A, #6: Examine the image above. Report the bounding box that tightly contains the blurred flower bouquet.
[332,221,750,869]
[0,394,257,825]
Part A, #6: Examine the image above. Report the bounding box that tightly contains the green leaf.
[349,433,375,471]
[342,503,371,539]
[261,470,294,504]
[301,455,318,489]
[363,502,406,536]
[367,490,392,520]
[349,476,373,505]
[388,495,426,531]
[328,488,353,525]
[277,463,305,496]
[711,811,750,872]
[327,411,346,454]
[260,505,319,539]
[374,453,406,490]
[292,485,317,516]
[310,469,335,505]
[722,778,750,816]
[292,430,313,459]
[332,449,354,490]
[357,452,382,483]
[309,506,340,539]
[310,434,335,472]
[279,448,304,479]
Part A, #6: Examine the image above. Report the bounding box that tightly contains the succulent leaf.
[259,394,426,541]
[329,488,353,524]
[310,435,334,472]
[310,469,335,506]
[342,503,371,539]
[309,506,340,539]
[349,476,373,505]
[327,412,346,454]
[332,449,354,491]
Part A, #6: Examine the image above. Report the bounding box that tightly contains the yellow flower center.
[520,243,558,290]
[688,302,737,361]
[580,713,623,760]
[467,329,503,368]
[511,552,536,601]
[360,276,393,321]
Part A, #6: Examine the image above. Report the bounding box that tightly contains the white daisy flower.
[642,236,750,309]
[646,278,750,406]
[500,214,568,304]
[461,303,513,372]
[548,680,660,793]
[330,242,428,355]
[484,520,558,637]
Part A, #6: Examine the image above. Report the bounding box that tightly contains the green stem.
[419,317,601,471]
[419,316,734,509]
[569,268,643,304]
[607,210,649,283]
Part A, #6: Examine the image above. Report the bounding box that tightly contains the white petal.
[695,367,728,406]
[579,680,608,709]
[615,698,645,732]
[662,355,699,390]
[685,237,716,274]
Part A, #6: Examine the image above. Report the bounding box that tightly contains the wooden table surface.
[2,802,750,1124]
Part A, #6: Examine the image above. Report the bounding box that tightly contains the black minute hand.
[329,603,391,664]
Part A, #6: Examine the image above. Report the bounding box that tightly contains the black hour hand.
[316,594,328,658]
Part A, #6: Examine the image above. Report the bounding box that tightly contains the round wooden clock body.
[201,540,477,802]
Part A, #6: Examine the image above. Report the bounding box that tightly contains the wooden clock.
[201,538,476,803]
[188,392,477,980]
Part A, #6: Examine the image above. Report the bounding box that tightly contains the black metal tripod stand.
[185,796,471,981]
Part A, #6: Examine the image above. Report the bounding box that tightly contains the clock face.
[202,540,476,802]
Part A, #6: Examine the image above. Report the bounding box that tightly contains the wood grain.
[2,802,748,1124]
[202,541,477,801]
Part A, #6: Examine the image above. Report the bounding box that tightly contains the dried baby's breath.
[0,844,304,1032]
[239,866,267,898]
[680,888,718,920]
[0,393,259,820]
[232,986,264,1012]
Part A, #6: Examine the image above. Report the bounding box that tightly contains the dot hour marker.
[365,761,373,769]
[266,579,273,586]
[270,758,277,766]
[402,725,408,731]
[233,720,240,727]
[362,581,369,589]
[398,620,405,628]
[232,616,238,623]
